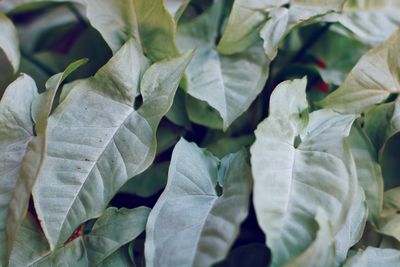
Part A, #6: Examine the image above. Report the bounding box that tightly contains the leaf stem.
[65,3,88,27]
[20,49,54,76]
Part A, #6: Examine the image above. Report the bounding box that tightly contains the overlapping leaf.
[145,138,251,267]
[250,78,367,266]
[319,29,400,114]
[31,38,193,249]
[343,247,400,267]
[84,0,179,61]
[0,75,37,266]
[9,207,149,266]
[5,59,87,266]
[177,0,269,129]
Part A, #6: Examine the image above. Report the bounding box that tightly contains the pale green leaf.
[85,207,150,266]
[260,0,345,60]
[217,0,286,55]
[363,102,396,152]
[376,188,400,241]
[10,207,149,267]
[177,1,269,129]
[348,124,383,222]
[319,29,400,114]
[31,39,193,249]
[5,59,89,262]
[31,58,88,124]
[0,13,20,72]
[282,209,335,267]
[0,75,37,266]
[9,215,49,267]
[84,0,179,61]
[119,161,169,198]
[343,247,400,267]
[250,78,367,266]
[145,139,251,267]
[335,0,400,46]
[97,244,134,267]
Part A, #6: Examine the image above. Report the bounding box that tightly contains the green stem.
[66,3,88,27]
[20,49,54,76]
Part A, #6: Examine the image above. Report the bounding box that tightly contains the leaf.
[363,102,396,152]
[31,39,193,249]
[31,58,88,124]
[319,29,400,114]
[85,207,150,266]
[177,1,269,129]
[97,244,135,267]
[259,0,345,60]
[282,209,335,267]
[250,78,367,266]
[84,0,179,61]
[164,0,189,21]
[9,215,50,267]
[0,12,20,72]
[343,247,400,267]
[10,207,149,267]
[0,75,37,266]
[348,124,383,222]
[145,138,252,267]
[217,0,286,55]
[363,102,400,189]
[305,27,369,85]
[335,0,400,46]
[119,161,169,198]
[5,59,89,263]
[376,188,400,241]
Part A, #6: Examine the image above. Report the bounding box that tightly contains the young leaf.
[217,0,286,55]
[319,29,400,114]
[177,1,269,129]
[84,0,180,61]
[0,13,20,72]
[250,78,366,266]
[31,39,193,249]
[0,75,37,266]
[145,139,252,267]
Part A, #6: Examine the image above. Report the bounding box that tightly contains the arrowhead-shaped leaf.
[177,1,269,129]
[319,29,400,114]
[145,138,252,267]
[0,75,37,266]
[6,59,87,263]
[336,0,400,46]
[84,0,180,61]
[32,39,193,249]
[250,78,367,266]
